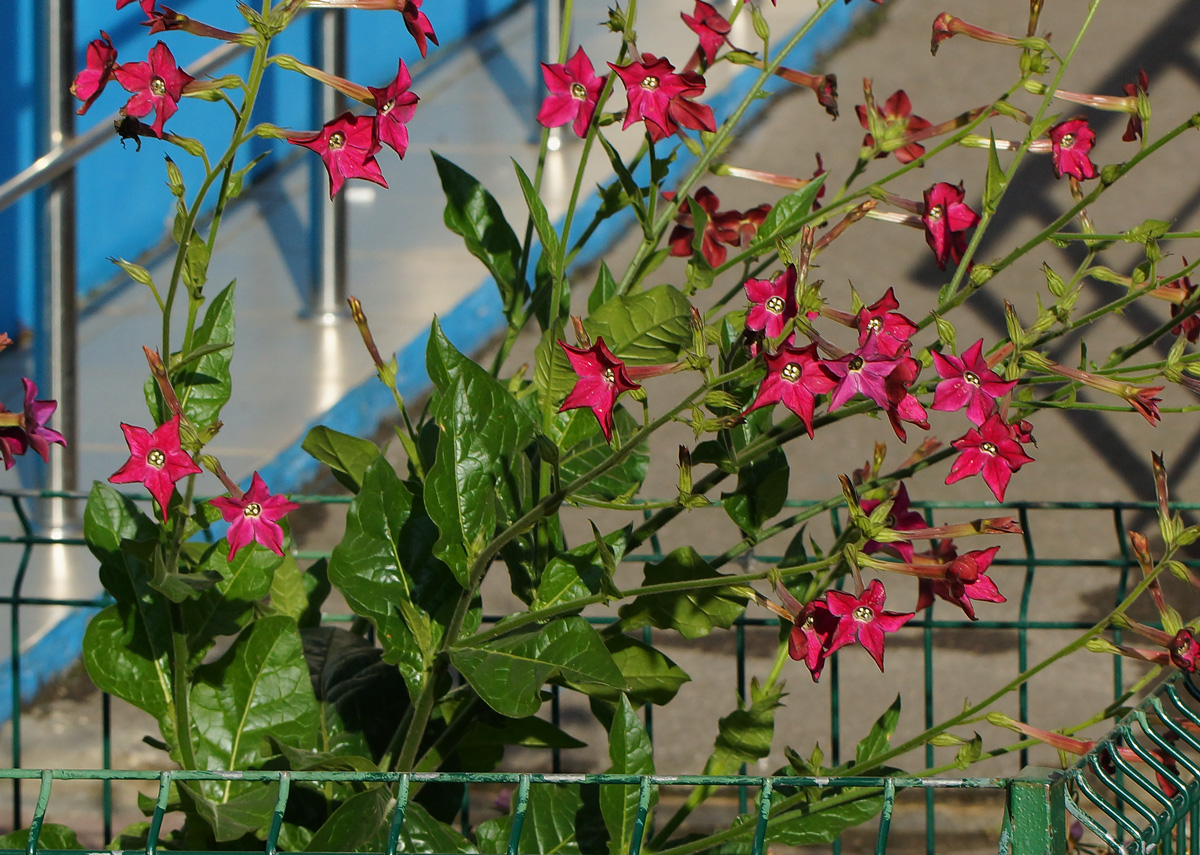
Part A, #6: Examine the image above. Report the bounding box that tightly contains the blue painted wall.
[0,0,520,337]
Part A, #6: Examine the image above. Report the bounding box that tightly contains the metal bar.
[385,773,411,855]
[264,773,290,855]
[506,775,532,855]
[627,778,653,855]
[26,770,52,855]
[874,779,895,855]
[750,778,772,855]
[145,771,172,855]
[1009,767,1066,855]
[308,9,347,323]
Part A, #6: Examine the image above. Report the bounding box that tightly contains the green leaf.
[181,540,282,650]
[182,233,212,293]
[477,784,596,855]
[460,715,586,750]
[1124,218,1172,245]
[393,801,477,854]
[750,173,827,251]
[305,787,393,854]
[433,152,528,320]
[762,789,885,846]
[451,616,624,717]
[83,605,174,743]
[597,133,646,223]
[588,262,619,315]
[533,526,630,612]
[555,407,648,500]
[0,824,82,850]
[266,552,310,623]
[327,457,461,696]
[175,280,235,428]
[531,246,570,332]
[601,697,656,855]
[854,695,901,767]
[618,547,747,639]
[514,159,561,279]
[605,635,690,706]
[983,131,1006,215]
[177,780,280,843]
[721,448,788,534]
[585,284,693,365]
[535,328,577,420]
[712,678,784,768]
[301,426,381,493]
[190,615,320,771]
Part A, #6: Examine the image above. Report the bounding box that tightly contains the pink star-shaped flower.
[368,59,419,158]
[945,414,1035,502]
[109,414,202,521]
[916,545,1006,620]
[931,339,1017,425]
[681,1,732,66]
[290,112,388,199]
[1048,118,1097,180]
[922,181,979,270]
[14,379,66,463]
[114,41,194,138]
[558,337,641,444]
[537,47,606,139]
[744,341,837,438]
[826,579,913,672]
[826,347,901,412]
[210,472,299,561]
[610,54,715,142]
[884,355,929,442]
[744,264,798,340]
[856,287,916,358]
[71,31,118,116]
[402,0,438,58]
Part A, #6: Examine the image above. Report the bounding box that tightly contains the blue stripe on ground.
[7,1,867,723]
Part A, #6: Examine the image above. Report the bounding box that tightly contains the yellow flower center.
[867,317,883,333]
[641,76,660,91]
[1060,133,1075,148]
[980,441,998,455]
[848,355,864,371]
[147,448,166,469]
[603,368,616,383]
[781,362,802,382]
[150,77,167,97]
[926,205,943,222]
[963,371,981,386]
[381,98,396,114]
[243,502,263,519]
[328,131,346,150]
[853,605,874,622]
[570,82,587,99]
[765,296,786,314]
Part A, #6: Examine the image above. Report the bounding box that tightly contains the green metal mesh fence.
[0,490,1197,854]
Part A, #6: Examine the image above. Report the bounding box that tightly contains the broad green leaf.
[394,801,477,854]
[585,284,693,365]
[190,615,320,772]
[305,787,392,854]
[181,540,282,651]
[601,697,656,855]
[177,780,279,843]
[328,457,461,696]
[265,735,377,773]
[535,328,577,420]
[265,552,309,622]
[721,447,788,534]
[761,789,885,846]
[618,547,747,639]
[713,678,784,767]
[750,173,826,251]
[433,152,528,320]
[605,635,690,706]
[854,695,901,767]
[588,262,619,315]
[301,426,381,493]
[451,616,624,717]
[597,133,646,223]
[533,525,630,612]
[460,715,586,750]
[83,605,174,744]
[555,408,648,499]
[0,824,82,850]
[531,245,570,332]
[167,280,236,428]
[477,784,595,855]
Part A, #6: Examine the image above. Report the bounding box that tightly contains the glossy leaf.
[514,159,561,280]
[534,328,577,420]
[301,426,381,493]
[588,262,619,314]
[585,284,692,365]
[600,696,656,855]
[451,617,624,717]
[177,780,279,843]
[721,447,789,534]
[304,787,392,854]
[477,784,595,855]
[434,152,528,320]
[713,678,784,767]
[175,280,235,428]
[181,540,283,651]
[533,525,630,612]
[394,801,477,854]
[555,408,648,500]
[618,547,747,639]
[854,695,901,767]
[604,635,690,706]
[750,173,826,251]
[460,714,586,750]
[762,790,885,846]
[0,825,82,850]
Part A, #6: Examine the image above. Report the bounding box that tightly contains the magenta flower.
[113,41,194,138]
[791,601,837,681]
[1170,629,1200,672]
[116,0,156,16]
[1048,118,1097,180]
[825,348,901,412]
[1165,262,1199,343]
[15,379,65,463]
[368,59,419,158]
[931,339,1017,425]
[558,337,641,444]
[1121,69,1150,142]
[916,545,1006,620]
[402,0,438,58]
[667,187,738,267]
[71,32,118,116]
[862,483,925,563]
[610,54,716,142]
[945,414,1035,502]
[537,47,606,139]
[290,112,388,199]
[856,288,916,358]
[856,89,931,163]
[681,1,732,66]
[884,355,929,442]
[826,579,913,672]
[210,472,299,561]
[109,414,202,521]
[922,182,980,270]
[744,341,837,438]
[744,265,798,340]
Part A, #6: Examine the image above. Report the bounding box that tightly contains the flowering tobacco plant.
[48,0,1200,850]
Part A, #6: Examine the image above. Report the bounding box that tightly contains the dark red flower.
[1121,68,1149,142]
[558,337,641,444]
[402,0,438,58]
[113,41,195,138]
[116,0,156,16]
[1048,118,1097,180]
[826,579,913,672]
[1164,262,1198,343]
[922,181,980,269]
[743,341,837,438]
[1170,629,1200,672]
[916,546,1006,620]
[861,483,925,562]
[744,265,798,340]
[537,47,606,138]
[71,32,118,116]
[932,339,1017,425]
[368,59,419,157]
[946,414,1035,502]
[610,54,716,142]
[290,112,388,199]
[681,1,732,66]
[109,414,203,521]
[856,287,916,358]
[884,355,929,442]
[667,187,739,267]
[856,89,931,164]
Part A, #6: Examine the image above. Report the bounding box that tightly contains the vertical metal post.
[39,0,78,534]
[535,0,565,149]
[1009,768,1067,855]
[309,8,347,323]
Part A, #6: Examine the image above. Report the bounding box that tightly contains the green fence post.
[1009,767,1066,855]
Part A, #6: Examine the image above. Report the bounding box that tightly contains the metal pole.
[308,8,347,323]
[536,0,565,150]
[39,0,78,534]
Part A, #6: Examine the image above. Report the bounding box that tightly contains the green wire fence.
[0,490,1197,854]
